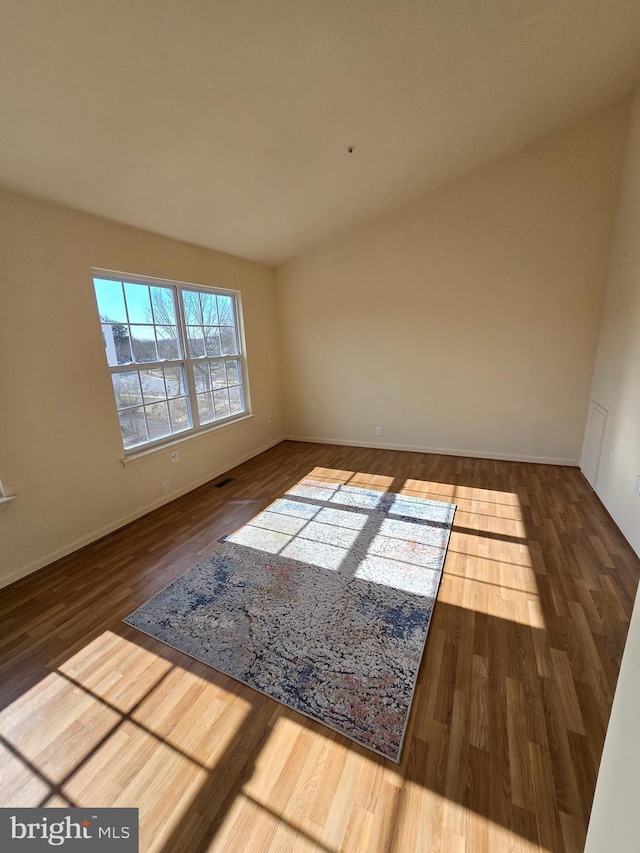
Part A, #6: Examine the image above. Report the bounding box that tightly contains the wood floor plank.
[549,650,587,736]
[0,440,638,852]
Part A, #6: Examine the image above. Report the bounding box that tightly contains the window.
[92,271,248,452]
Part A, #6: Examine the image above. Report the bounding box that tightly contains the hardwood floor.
[0,440,638,852]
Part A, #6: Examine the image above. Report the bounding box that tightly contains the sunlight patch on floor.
[286,480,387,510]
[233,713,406,852]
[62,718,210,852]
[57,631,176,712]
[0,628,254,852]
[41,794,75,808]
[209,791,336,852]
[226,477,453,594]
[223,717,338,851]
[355,552,443,596]
[0,738,51,806]
[131,668,246,766]
[309,467,395,491]
[438,569,545,628]
[448,483,542,628]
[454,509,528,540]
[445,555,538,591]
[401,481,528,541]
[402,477,458,501]
[227,503,365,572]
[0,670,123,785]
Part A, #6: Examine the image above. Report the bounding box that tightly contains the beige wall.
[276,104,629,464]
[0,190,283,587]
[0,102,634,590]
[584,88,640,853]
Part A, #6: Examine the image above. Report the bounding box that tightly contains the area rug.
[124,478,456,762]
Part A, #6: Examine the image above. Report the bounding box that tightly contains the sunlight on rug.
[124,478,456,761]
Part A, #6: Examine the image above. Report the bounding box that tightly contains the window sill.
[119,413,254,467]
[0,495,16,512]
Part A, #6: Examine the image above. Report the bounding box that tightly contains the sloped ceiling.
[1,0,640,265]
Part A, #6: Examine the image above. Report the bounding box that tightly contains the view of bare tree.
[96,279,244,449]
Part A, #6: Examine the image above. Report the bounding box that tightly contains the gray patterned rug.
[124,478,456,762]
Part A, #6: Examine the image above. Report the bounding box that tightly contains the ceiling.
[2,1,640,265]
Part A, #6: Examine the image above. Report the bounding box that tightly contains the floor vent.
[214,477,235,488]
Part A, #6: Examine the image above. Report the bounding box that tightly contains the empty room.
[1,2,640,851]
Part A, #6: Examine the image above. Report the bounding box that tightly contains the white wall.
[0,189,283,587]
[581,102,640,556]
[585,587,640,853]
[584,88,640,853]
[276,104,629,464]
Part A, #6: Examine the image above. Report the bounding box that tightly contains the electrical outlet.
[375,426,383,437]
[162,480,171,495]
[267,414,273,423]
[608,447,614,464]
[171,451,179,464]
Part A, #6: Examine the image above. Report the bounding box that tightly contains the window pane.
[102,323,133,366]
[94,279,127,323]
[229,385,243,414]
[145,401,171,440]
[130,325,158,362]
[220,326,238,355]
[203,327,221,357]
[210,360,226,388]
[226,359,240,386]
[217,294,234,326]
[139,368,166,404]
[156,326,180,360]
[119,406,148,449]
[112,371,143,408]
[200,292,219,325]
[97,273,246,454]
[150,286,176,326]
[197,392,215,425]
[213,389,230,419]
[193,362,210,393]
[124,283,152,324]
[168,397,190,433]
[187,326,205,358]
[164,365,186,398]
[182,290,201,325]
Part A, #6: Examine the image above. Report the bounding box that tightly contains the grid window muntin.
[93,271,248,452]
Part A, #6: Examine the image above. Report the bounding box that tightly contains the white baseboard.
[284,435,580,467]
[1,436,286,591]
[1,432,582,591]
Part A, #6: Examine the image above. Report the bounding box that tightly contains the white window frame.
[92,268,251,455]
